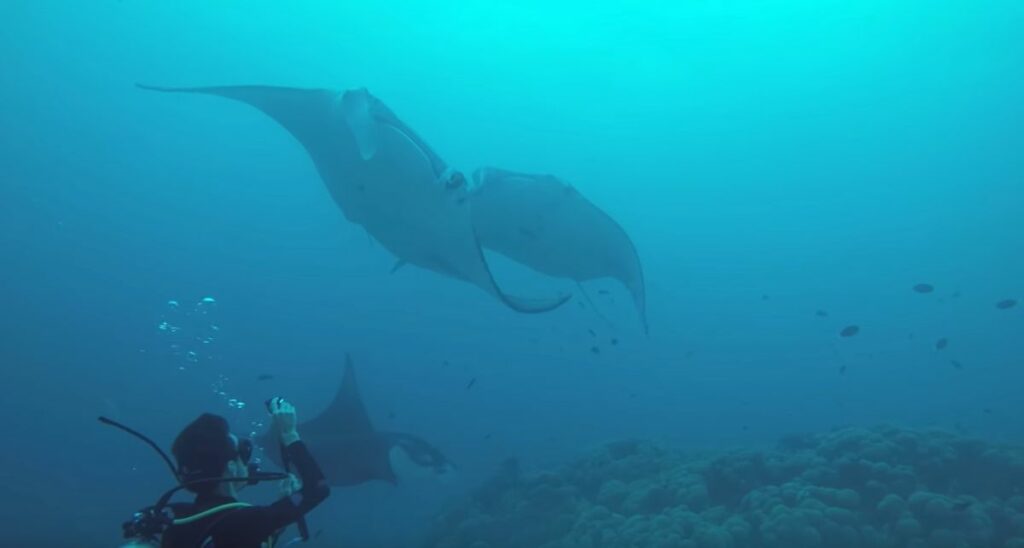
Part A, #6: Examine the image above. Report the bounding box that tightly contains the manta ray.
[257,354,455,486]
[139,84,569,314]
[141,84,647,330]
[469,167,648,333]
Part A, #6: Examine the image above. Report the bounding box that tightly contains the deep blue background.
[1,2,1021,545]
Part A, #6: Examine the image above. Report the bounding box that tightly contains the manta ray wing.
[140,84,569,314]
[469,167,648,332]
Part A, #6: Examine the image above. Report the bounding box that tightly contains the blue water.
[1,1,1021,546]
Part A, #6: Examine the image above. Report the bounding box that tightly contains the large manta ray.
[139,84,568,314]
[141,84,646,330]
[469,167,647,333]
[257,355,454,486]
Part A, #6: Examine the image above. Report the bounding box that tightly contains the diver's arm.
[280,430,300,446]
[269,398,324,499]
[248,440,329,533]
[282,439,328,500]
[247,401,330,536]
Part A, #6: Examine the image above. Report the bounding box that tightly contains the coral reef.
[423,426,1024,547]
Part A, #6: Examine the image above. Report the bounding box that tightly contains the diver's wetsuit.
[161,441,329,548]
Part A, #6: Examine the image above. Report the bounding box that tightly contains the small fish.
[839,325,860,337]
[597,289,610,295]
[815,309,829,318]
[587,329,596,337]
[761,294,770,301]
[483,433,492,440]
[628,392,637,399]
[465,378,476,390]
[590,346,600,354]
[951,360,964,370]
[935,337,949,350]
[839,365,848,375]
[387,411,396,419]
[442,360,450,367]
[577,300,586,309]
[996,298,1018,310]
[951,290,962,299]
[741,425,750,431]
[610,338,619,346]
[983,408,993,414]
[913,283,935,294]
[257,374,274,381]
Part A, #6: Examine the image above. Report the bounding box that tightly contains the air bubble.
[157,321,181,334]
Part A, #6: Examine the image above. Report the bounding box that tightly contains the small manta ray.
[138,84,570,315]
[257,354,455,487]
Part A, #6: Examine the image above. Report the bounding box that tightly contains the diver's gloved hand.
[279,472,303,497]
[269,397,300,446]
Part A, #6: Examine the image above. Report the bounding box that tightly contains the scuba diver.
[104,397,330,547]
